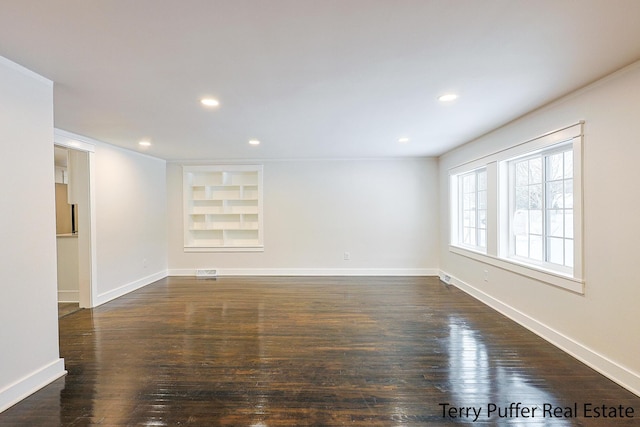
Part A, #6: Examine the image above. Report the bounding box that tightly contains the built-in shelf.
[183,165,263,252]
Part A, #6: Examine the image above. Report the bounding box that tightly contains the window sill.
[449,245,584,294]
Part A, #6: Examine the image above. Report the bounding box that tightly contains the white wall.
[168,158,439,275]
[0,57,65,412]
[56,236,79,302]
[438,61,640,394]
[93,141,168,305]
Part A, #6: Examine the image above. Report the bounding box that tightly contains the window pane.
[565,210,574,239]
[515,187,528,210]
[516,161,528,186]
[478,190,487,209]
[565,239,574,268]
[529,157,542,184]
[478,209,487,230]
[564,151,573,179]
[477,170,487,191]
[547,237,564,265]
[548,209,564,238]
[564,179,573,208]
[463,211,471,227]
[513,210,528,236]
[465,227,476,245]
[465,174,475,193]
[529,209,542,235]
[530,235,543,261]
[515,235,528,257]
[479,230,486,248]
[529,184,542,209]
[457,169,487,250]
[547,153,564,181]
[547,181,563,209]
[465,193,476,210]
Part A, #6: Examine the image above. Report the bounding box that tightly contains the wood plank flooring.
[58,303,81,318]
[1,276,638,426]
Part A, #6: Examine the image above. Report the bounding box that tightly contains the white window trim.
[449,245,584,294]
[448,122,584,294]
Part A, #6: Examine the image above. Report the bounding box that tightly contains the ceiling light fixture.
[201,98,220,107]
[139,140,151,147]
[438,93,458,102]
[249,139,260,146]
[398,137,410,143]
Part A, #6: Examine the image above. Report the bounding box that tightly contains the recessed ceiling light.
[398,137,410,143]
[139,140,151,147]
[201,98,220,107]
[438,93,458,102]
[249,139,260,146]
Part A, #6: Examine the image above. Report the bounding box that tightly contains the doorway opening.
[53,131,96,311]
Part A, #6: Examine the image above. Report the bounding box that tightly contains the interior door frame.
[54,129,97,308]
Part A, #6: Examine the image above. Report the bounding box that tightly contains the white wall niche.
[183,165,264,252]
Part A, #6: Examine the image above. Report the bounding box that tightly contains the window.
[448,122,583,293]
[458,168,487,251]
[508,145,573,273]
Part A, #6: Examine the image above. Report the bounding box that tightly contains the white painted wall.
[0,56,65,412]
[168,158,439,275]
[56,236,79,302]
[438,61,640,394]
[93,141,168,304]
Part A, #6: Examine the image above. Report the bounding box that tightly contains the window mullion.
[459,177,463,246]
[509,162,515,257]
[475,171,480,246]
[542,154,548,263]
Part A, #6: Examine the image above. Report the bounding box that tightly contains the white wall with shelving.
[167,158,438,275]
[183,165,263,251]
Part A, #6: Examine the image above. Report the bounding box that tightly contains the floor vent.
[196,269,218,279]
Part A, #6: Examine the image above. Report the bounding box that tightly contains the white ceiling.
[2,1,640,161]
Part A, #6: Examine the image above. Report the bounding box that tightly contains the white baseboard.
[440,270,640,397]
[0,358,66,413]
[168,268,438,277]
[94,270,168,306]
[57,290,79,303]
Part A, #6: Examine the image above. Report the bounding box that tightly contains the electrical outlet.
[343,252,351,261]
[484,269,489,282]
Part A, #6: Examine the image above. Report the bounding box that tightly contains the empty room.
[1,1,640,425]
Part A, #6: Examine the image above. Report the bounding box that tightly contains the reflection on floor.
[58,302,81,318]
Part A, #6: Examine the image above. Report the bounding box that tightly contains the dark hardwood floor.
[1,276,638,426]
[58,303,81,319]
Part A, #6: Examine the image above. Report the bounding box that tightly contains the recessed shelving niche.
[183,165,263,252]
